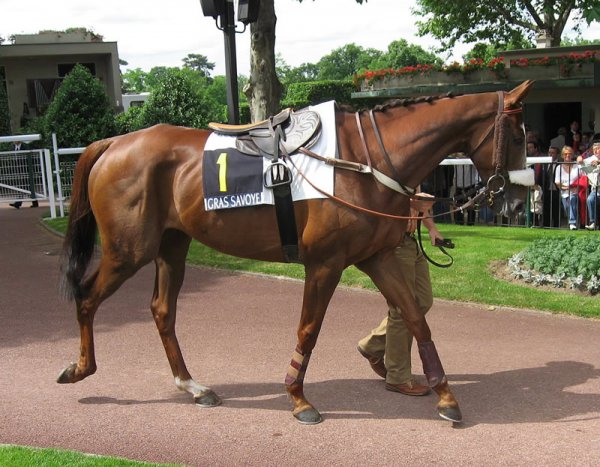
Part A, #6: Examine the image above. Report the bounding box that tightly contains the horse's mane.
[336,92,456,114]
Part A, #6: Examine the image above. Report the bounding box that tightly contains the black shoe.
[31,201,38,208]
[9,203,21,209]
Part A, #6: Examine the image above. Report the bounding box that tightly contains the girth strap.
[265,126,299,263]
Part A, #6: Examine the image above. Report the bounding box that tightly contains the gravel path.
[1,204,599,466]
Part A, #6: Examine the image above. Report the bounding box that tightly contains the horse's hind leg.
[357,250,462,423]
[151,229,221,407]
[57,255,138,384]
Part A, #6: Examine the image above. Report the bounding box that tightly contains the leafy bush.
[141,68,222,128]
[0,69,10,135]
[43,64,116,147]
[509,236,600,294]
[115,105,144,134]
[281,80,357,109]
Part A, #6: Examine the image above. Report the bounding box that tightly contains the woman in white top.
[554,146,581,230]
[577,142,600,230]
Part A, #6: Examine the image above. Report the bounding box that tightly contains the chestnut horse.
[58,81,533,424]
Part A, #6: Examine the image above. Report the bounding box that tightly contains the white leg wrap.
[175,377,210,397]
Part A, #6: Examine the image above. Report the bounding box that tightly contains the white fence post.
[52,133,65,217]
[43,148,57,218]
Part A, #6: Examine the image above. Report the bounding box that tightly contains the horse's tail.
[61,139,113,301]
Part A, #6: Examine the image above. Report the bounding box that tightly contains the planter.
[463,70,506,83]
[559,62,594,78]
[508,65,560,81]
[428,72,465,85]
[361,72,466,90]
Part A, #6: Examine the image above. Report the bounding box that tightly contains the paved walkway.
[1,203,599,466]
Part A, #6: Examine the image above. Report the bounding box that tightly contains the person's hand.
[410,192,435,214]
[428,227,444,246]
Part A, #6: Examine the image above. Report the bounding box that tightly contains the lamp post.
[200,0,260,124]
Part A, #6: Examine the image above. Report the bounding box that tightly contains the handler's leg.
[357,316,388,378]
[356,248,461,422]
[384,239,431,395]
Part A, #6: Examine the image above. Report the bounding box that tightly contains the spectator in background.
[572,132,584,155]
[565,120,580,147]
[555,146,581,230]
[542,146,561,228]
[581,132,593,154]
[8,140,38,209]
[578,142,600,230]
[453,163,479,226]
[526,128,541,145]
[550,127,566,151]
[527,141,546,226]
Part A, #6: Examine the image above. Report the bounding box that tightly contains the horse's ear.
[505,80,534,109]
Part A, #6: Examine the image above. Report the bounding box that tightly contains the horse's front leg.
[357,249,462,423]
[285,261,343,424]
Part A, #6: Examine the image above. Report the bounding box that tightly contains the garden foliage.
[509,236,600,294]
[43,64,115,148]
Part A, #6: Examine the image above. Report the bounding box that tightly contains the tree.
[44,64,115,147]
[369,39,442,70]
[0,67,10,135]
[276,55,320,84]
[316,43,382,80]
[122,67,148,93]
[245,0,368,120]
[463,38,534,63]
[182,53,215,78]
[414,0,600,49]
[141,68,221,128]
[245,0,282,121]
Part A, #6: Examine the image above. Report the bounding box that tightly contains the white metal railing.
[0,134,56,218]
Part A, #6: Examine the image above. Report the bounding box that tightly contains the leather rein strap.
[354,112,415,197]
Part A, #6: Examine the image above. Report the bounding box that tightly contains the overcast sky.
[2,0,598,76]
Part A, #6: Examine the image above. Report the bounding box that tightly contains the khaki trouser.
[358,236,433,384]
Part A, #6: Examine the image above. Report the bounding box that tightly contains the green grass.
[0,445,180,467]
[44,218,600,318]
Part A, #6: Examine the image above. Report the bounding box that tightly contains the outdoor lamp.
[198,0,260,124]
[199,0,226,19]
[237,0,260,25]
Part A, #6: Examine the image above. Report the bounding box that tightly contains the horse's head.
[470,81,534,217]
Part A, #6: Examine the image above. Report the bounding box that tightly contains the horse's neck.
[376,96,497,187]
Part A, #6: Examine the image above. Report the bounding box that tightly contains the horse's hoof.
[194,389,222,407]
[293,407,323,425]
[56,363,77,384]
[438,405,463,423]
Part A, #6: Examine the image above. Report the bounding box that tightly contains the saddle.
[209,108,322,158]
[207,107,322,264]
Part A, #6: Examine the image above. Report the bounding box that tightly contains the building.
[122,92,150,111]
[0,31,122,133]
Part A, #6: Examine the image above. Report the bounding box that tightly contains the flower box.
[508,65,560,81]
[560,62,594,78]
[463,70,505,83]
